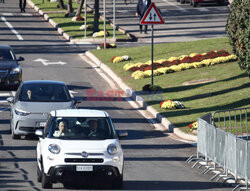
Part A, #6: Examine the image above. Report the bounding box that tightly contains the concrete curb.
[85,51,197,142]
[27,0,135,43]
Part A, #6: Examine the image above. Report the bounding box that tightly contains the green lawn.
[31,0,129,39]
[90,38,250,133]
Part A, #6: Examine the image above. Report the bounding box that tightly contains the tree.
[226,0,250,76]
[93,0,99,32]
[66,0,74,14]
[58,0,65,9]
[76,0,85,16]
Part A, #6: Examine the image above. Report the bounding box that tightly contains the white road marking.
[21,13,33,16]
[163,0,188,12]
[34,58,67,66]
[1,16,23,40]
[0,93,11,97]
[1,13,14,16]
[198,8,210,11]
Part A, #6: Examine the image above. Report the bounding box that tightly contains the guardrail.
[187,107,250,191]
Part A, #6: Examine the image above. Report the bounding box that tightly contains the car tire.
[11,129,20,139]
[41,172,52,189]
[37,165,42,182]
[193,2,198,7]
[112,176,123,189]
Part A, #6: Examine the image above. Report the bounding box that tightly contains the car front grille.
[0,70,8,78]
[64,158,104,163]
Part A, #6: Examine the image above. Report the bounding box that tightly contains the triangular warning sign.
[140,3,165,25]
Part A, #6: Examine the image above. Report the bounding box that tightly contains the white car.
[35,109,127,189]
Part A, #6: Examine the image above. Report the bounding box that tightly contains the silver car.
[7,80,76,139]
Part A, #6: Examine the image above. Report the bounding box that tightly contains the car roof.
[22,80,66,86]
[0,44,12,50]
[50,109,109,118]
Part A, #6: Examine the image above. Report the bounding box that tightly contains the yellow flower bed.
[131,54,237,80]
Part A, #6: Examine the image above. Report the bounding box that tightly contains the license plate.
[39,122,46,127]
[76,166,93,172]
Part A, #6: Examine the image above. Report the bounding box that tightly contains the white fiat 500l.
[35,109,127,189]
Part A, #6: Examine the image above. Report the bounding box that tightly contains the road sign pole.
[104,0,106,49]
[151,24,154,86]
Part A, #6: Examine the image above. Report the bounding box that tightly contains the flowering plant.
[111,55,131,63]
[93,31,110,37]
[97,43,116,50]
[160,100,185,109]
[188,121,198,131]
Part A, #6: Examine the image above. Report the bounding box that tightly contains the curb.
[27,0,135,43]
[85,51,197,142]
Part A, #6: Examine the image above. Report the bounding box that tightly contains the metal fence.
[187,107,250,191]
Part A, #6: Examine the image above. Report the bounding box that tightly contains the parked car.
[7,80,77,139]
[35,109,127,189]
[0,44,24,89]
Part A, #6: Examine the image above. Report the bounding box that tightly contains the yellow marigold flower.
[113,56,123,63]
[178,55,188,60]
[156,59,167,64]
[189,53,198,57]
[161,100,177,109]
[170,65,182,72]
[168,57,178,62]
[131,70,143,78]
[133,71,145,79]
[123,63,134,70]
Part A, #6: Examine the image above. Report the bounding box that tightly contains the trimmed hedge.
[226,0,250,76]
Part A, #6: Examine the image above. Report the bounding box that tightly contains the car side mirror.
[35,129,44,138]
[6,97,14,103]
[117,130,128,139]
[73,98,82,105]
[17,56,24,62]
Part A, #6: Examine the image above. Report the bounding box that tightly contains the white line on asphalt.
[1,13,14,16]
[163,0,188,12]
[11,91,16,96]
[21,13,33,16]
[1,16,23,40]
[198,8,210,11]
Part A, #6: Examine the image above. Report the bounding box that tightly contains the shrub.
[142,84,162,92]
[226,0,250,76]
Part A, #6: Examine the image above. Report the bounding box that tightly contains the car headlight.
[15,108,30,116]
[48,144,60,154]
[107,144,118,155]
[10,66,21,74]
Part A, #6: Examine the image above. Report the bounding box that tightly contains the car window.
[18,83,71,102]
[0,49,15,61]
[46,117,116,140]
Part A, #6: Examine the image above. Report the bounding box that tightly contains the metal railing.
[187,107,250,191]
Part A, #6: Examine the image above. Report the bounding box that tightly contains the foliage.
[142,84,162,92]
[226,0,250,76]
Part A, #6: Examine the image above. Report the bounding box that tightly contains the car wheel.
[112,176,123,189]
[193,2,198,7]
[11,129,20,139]
[37,164,42,182]
[41,172,52,189]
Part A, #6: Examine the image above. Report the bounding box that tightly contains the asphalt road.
[88,0,230,43]
[0,1,233,190]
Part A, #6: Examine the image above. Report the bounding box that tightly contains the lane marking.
[1,13,14,16]
[163,0,188,12]
[1,16,23,40]
[0,93,11,97]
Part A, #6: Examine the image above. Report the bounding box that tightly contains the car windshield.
[0,49,15,61]
[45,117,116,140]
[18,83,71,102]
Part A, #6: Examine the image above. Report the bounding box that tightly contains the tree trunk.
[93,0,99,32]
[67,0,74,13]
[58,0,65,9]
[76,0,85,16]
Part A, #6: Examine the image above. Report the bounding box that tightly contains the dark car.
[0,44,24,89]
